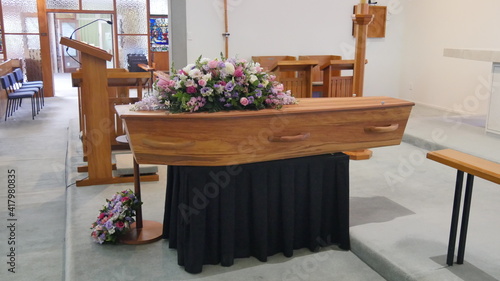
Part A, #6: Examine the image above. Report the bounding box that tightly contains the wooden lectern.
[270,60,318,98]
[60,37,158,186]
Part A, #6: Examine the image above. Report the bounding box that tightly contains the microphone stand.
[66,19,113,66]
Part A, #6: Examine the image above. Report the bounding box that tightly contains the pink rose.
[234,66,244,77]
[240,97,249,106]
[208,60,219,69]
[98,213,106,219]
[187,86,197,94]
[167,80,176,87]
[157,77,170,88]
[198,79,207,87]
[116,221,125,229]
[121,197,129,202]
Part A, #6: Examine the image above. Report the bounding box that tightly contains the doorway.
[50,13,115,74]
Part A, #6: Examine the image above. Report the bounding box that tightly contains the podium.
[270,60,318,98]
[60,37,158,186]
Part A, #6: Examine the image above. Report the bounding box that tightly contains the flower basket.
[90,189,142,244]
[131,55,297,113]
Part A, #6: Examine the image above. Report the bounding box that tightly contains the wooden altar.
[115,96,414,167]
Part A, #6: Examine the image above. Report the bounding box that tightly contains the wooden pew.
[251,56,296,79]
[321,59,367,98]
[299,55,342,96]
[270,60,318,98]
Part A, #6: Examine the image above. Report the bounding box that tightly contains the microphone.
[69,19,113,40]
[66,19,113,66]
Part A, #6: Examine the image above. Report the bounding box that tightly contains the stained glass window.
[150,18,168,52]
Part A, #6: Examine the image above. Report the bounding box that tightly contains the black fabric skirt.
[163,153,350,274]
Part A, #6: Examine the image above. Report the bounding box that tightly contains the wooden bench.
[427,149,500,266]
[298,55,342,96]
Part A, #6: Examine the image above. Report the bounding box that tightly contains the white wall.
[399,0,500,115]
[182,0,500,114]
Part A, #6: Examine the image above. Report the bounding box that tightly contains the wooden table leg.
[120,157,163,245]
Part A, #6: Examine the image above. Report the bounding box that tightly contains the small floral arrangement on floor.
[131,55,297,113]
[90,189,142,244]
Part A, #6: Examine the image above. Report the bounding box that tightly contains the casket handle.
[364,124,399,133]
[142,138,195,149]
[268,132,310,142]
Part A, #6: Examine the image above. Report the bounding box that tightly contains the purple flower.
[104,220,114,230]
[255,90,262,97]
[225,81,234,91]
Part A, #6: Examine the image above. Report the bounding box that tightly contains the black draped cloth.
[163,153,350,274]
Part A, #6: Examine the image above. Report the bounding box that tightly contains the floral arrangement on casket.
[131,55,297,113]
[90,189,142,244]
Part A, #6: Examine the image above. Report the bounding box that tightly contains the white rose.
[224,62,235,75]
[249,75,258,83]
[182,64,195,74]
[247,66,257,74]
[202,73,212,81]
[188,68,202,79]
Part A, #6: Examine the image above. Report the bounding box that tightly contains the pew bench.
[426,149,500,266]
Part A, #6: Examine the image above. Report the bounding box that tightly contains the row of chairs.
[0,68,44,121]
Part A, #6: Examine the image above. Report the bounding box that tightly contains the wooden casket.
[115,96,414,166]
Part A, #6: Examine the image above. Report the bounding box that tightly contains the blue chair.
[7,73,42,113]
[0,75,37,120]
[13,68,44,108]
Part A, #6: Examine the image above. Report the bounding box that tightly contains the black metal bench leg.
[457,174,474,264]
[447,170,464,266]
